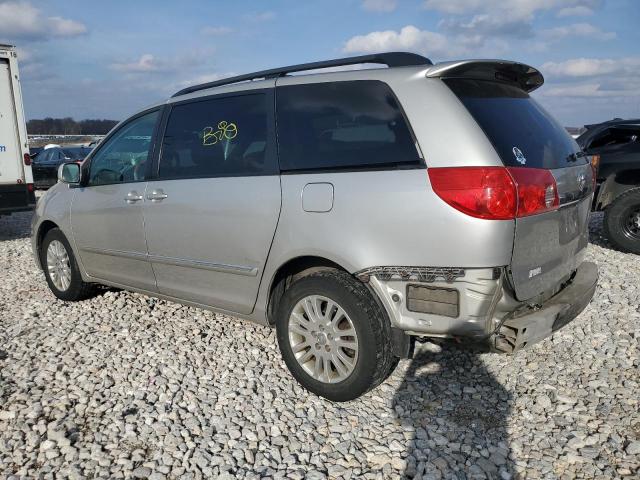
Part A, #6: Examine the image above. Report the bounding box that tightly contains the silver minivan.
[32,53,598,401]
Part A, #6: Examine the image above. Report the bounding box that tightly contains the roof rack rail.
[172,52,432,98]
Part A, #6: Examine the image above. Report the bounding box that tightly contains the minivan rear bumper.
[361,261,598,354]
[491,261,598,353]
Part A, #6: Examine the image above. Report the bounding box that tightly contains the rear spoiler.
[426,60,544,93]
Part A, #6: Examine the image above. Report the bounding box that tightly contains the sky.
[0,0,638,127]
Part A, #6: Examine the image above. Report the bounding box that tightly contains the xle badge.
[513,147,527,165]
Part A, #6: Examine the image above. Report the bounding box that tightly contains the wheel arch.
[596,169,640,210]
[266,255,349,325]
[35,220,60,269]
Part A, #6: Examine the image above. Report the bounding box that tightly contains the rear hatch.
[445,77,593,301]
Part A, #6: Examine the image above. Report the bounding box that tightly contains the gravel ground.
[0,210,638,480]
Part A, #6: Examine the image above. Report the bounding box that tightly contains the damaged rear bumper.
[492,261,598,353]
[360,261,598,355]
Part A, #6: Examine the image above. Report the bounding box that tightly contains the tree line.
[27,117,119,135]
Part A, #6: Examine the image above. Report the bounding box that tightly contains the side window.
[88,111,159,186]
[36,150,51,163]
[47,150,61,163]
[159,93,270,179]
[276,80,421,171]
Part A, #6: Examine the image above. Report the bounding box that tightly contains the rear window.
[276,80,422,172]
[445,79,583,169]
[63,148,90,160]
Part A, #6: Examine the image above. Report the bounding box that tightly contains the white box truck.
[0,44,35,217]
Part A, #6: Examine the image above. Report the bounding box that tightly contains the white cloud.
[174,72,235,90]
[423,0,484,15]
[439,13,534,38]
[201,26,233,36]
[48,16,87,37]
[109,51,208,74]
[110,54,166,73]
[542,22,615,41]
[542,57,640,77]
[423,0,601,17]
[557,5,594,16]
[244,11,276,22]
[343,25,466,59]
[362,0,398,12]
[535,54,639,124]
[542,83,623,97]
[420,0,609,56]
[424,0,604,46]
[0,1,87,41]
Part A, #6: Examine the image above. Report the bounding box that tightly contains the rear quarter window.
[276,80,423,172]
[445,78,583,169]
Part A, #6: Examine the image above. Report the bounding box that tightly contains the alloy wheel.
[288,295,359,384]
[46,240,72,291]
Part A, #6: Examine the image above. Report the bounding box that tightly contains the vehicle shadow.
[0,211,32,241]
[393,343,514,479]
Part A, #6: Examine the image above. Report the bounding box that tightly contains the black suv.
[577,119,640,254]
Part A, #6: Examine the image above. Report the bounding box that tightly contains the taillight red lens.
[23,153,31,166]
[27,183,34,192]
[428,167,517,220]
[428,166,559,220]
[507,167,559,217]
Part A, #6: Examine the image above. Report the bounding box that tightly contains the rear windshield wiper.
[566,151,587,163]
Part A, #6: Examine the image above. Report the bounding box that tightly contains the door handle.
[125,191,143,204]
[146,189,168,202]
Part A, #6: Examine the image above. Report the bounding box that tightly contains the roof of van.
[170,52,544,100]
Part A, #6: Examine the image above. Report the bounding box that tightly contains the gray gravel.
[0,210,638,479]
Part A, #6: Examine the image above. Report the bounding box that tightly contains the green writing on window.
[203,121,238,146]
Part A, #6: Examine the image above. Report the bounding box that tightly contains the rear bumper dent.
[361,261,597,354]
[492,261,598,353]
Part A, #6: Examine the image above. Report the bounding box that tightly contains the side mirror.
[58,162,81,185]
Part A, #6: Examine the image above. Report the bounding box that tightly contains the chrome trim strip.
[80,246,147,261]
[79,247,258,277]
[148,254,258,276]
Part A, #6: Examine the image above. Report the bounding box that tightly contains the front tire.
[275,270,397,402]
[603,188,640,254]
[40,228,96,301]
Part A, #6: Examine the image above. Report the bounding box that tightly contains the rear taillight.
[23,153,31,166]
[27,183,34,192]
[428,167,559,220]
[428,167,516,220]
[507,167,559,216]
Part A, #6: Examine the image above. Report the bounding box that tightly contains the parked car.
[32,146,91,189]
[576,119,640,254]
[29,146,44,158]
[32,53,598,401]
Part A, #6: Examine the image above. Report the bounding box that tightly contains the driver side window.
[88,110,159,186]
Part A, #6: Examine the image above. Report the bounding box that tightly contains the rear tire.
[603,188,640,254]
[40,228,97,301]
[275,270,397,401]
